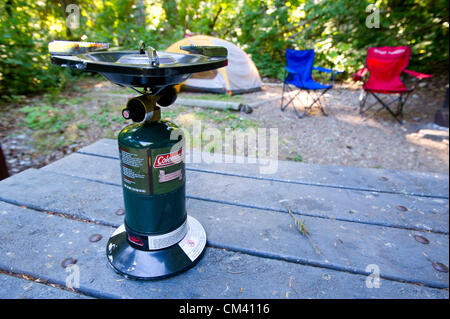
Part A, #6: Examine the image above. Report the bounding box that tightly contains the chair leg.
[294,90,312,118]
[360,97,380,116]
[359,91,369,114]
[281,86,330,119]
[363,101,386,122]
[317,88,330,116]
[320,103,328,116]
[281,83,293,111]
[302,89,330,117]
[396,92,412,120]
[309,92,327,116]
[294,102,305,118]
[282,87,302,112]
[280,82,287,111]
[395,94,404,122]
[370,92,403,124]
[397,94,404,115]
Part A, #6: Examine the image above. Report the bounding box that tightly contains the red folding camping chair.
[353,46,432,123]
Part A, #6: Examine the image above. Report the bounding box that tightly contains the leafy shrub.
[20,105,69,132]
[1,0,448,100]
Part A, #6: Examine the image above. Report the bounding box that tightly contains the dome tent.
[166,35,262,95]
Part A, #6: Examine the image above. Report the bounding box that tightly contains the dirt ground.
[1,77,448,176]
[240,82,449,173]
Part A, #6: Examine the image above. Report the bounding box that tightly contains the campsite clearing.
[0,77,448,176]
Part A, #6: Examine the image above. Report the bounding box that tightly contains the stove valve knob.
[122,95,159,123]
[121,106,146,122]
[122,108,131,120]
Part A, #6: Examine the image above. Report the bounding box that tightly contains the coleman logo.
[153,149,183,168]
[128,235,144,246]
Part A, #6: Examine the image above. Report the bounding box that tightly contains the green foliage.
[299,0,450,74]
[195,108,258,130]
[0,1,77,98]
[181,93,242,102]
[20,105,69,132]
[286,152,305,162]
[0,0,448,100]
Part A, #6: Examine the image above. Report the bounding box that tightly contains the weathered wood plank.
[0,274,90,299]
[0,201,447,298]
[0,169,448,288]
[42,153,449,233]
[78,139,449,198]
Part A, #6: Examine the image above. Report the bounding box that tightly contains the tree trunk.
[0,144,9,181]
[162,0,179,30]
[135,0,146,28]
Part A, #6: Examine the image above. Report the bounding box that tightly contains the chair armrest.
[404,69,432,79]
[353,67,368,82]
[313,66,343,74]
[312,66,333,74]
[284,66,298,74]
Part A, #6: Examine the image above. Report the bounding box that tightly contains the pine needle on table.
[286,207,321,255]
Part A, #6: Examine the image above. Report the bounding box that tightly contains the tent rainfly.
[166,35,262,95]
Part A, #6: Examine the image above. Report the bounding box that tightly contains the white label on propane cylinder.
[120,149,145,168]
[119,145,149,194]
[146,219,188,250]
[178,216,206,262]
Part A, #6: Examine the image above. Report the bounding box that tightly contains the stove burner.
[49,41,227,89]
[116,54,175,65]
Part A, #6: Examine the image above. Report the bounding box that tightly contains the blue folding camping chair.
[281,49,342,118]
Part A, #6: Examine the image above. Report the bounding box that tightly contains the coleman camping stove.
[49,41,228,279]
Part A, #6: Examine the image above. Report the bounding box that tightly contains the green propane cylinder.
[105,91,207,279]
[118,120,186,237]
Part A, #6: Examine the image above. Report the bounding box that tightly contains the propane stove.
[49,41,228,280]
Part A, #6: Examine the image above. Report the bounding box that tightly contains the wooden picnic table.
[0,138,448,299]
